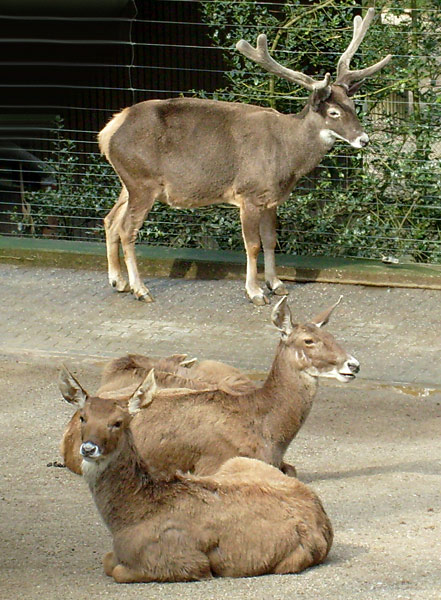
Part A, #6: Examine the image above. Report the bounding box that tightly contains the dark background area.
[0,0,225,152]
[0,0,226,232]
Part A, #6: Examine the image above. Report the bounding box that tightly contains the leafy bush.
[9,117,119,240]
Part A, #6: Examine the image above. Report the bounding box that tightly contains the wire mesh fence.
[0,0,440,264]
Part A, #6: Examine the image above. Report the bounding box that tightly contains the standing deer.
[60,296,359,477]
[62,385,333,582]
[99,8,390,305]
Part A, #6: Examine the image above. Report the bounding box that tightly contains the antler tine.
[236,33,331,92]
[336,8,392,85]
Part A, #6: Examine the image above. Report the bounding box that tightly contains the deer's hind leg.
[274,525,331,574]
[273,546,314,574]
[240,201,269,306]
[118,183,159,302]
[104,186,131,293]
[260,207,288,297]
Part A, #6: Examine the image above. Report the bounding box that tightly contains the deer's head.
[59,367,135,463]
[271,296,360,383]
[236,8,391,149]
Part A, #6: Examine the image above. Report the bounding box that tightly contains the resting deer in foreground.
[99,8,390,305]
[62,389,333,582]
[60,296,359,477]
[61,355,254,474]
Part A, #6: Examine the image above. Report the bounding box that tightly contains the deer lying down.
[60,296,359,479]
[62,389,333,582]
[61,355,255,474]
[99,353,257,397]
[61,364,225,475]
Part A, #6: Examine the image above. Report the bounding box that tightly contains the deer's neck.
[255,342,318,444]
[82,430,177,533]
[283,108,334,181]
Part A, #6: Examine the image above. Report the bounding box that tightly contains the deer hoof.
[111,278,130,293]
[266,281,289,296]
[280,461,297,478]
[271,282,289,296]
[130,286,155,302]
[250,293,269,306]
[103,552,118,577]
[137,292,155,303]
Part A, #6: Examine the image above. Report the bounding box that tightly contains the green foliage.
[10,116,119,240]
[136,202,243,250]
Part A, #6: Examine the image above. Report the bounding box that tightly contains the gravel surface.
[0,263,440,599]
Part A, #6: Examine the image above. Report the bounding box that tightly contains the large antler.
[236,8,391,95]
[336,7,392,86]
[236,33,331,93]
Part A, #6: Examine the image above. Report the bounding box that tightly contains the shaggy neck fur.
[83,428,182,534]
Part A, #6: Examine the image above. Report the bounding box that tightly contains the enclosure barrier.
[0,0,439,265]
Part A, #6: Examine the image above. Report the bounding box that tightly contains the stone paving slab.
[1,262,440,388]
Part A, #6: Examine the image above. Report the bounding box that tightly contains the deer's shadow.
[301,459,440,484]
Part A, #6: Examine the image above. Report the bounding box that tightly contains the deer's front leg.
[240,202,268,306]
[259,207,288,296]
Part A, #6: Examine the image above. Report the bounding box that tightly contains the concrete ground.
[0,262,440,600]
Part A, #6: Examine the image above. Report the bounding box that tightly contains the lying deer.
[61,354,255,474]
[60,296,359,478]
[99,8,390,305]
[62,387,333,582]
[99,353,256,397]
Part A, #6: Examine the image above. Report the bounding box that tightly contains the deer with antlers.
[99,8,390,305]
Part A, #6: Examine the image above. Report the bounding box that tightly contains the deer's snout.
[80,441,101,460]
[336,356,360,382]
[352,133,369,148]
[347,357,360,374]
[359,133,369,147]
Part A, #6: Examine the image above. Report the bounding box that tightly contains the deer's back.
[104,98,297,208]
[131,390,265,476]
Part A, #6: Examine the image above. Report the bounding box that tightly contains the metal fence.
[0,0,440,264]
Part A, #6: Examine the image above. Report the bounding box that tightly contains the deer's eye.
[304,339,315,346]
[328,108,341,118]
[110,420,123,430]
[79,415,85,423]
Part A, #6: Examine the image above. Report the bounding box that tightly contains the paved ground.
[0,262,440,599]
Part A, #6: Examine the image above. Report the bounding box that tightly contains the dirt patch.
[1,356,440,600]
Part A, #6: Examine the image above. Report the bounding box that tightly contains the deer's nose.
[359,133,369,147]
[80,441,101,459]
[347,358,360,374]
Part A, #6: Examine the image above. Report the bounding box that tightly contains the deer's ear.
[271,296,294,339]
[59,365,88,408]
[347,79,365,97]
[310,296,343,328]
[310,83,332,111]
[128,369,157,414]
